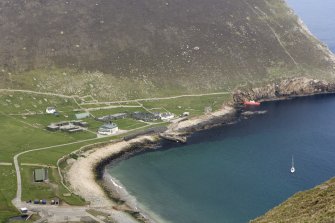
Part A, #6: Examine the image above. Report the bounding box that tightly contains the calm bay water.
[109,95,335,222]
[108,1,335,222]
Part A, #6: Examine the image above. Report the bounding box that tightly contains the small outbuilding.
[46,124,59,131]
[159,112,175,121]
[46,120,88,132]
[20,207,28,214]
[46,107,56,114]
[96,113,128,122]
[182,112,190,117]
[75,121,88,127]
[33,168,48,182]
[75,112,90,120]
[131,112,159,122]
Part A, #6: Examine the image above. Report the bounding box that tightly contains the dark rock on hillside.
[233,77,335,103]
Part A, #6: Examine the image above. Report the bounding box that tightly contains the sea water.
[108,1,335,222]
[108,95,335,222]
[286,0,335,52]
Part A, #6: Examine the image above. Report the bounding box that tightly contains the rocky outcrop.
[241,110,267,117]
[233,77,335,104]
[167,106,237,134]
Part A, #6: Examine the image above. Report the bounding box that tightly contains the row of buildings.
[96,111,175,122]
[46,119,119,136]
[96,113,127,122]
[47,120,88,133]
[46,107,90,120]
[46,107,177,136]
[95,112,175,136]
[45,107,119,136]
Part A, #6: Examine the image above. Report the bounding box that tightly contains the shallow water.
[108,95,335,222]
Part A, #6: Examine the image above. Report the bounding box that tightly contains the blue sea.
[286,0,335,52]
[108,1,335,222]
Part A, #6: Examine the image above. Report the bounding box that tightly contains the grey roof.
[47,125,59,130]
[96,113,127,121]
[100,123,118,129]
[34,168,47,182]
[75,113,90,119]
[111,113,127,117]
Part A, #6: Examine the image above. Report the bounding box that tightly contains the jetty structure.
[159,133,187,143]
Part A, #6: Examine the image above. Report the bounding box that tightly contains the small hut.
[33,168,48,182]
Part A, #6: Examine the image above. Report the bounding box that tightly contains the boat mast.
[292,156,294,167]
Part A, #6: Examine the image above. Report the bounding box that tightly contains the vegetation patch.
[253,177,335,223]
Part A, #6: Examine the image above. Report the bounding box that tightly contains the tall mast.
[292,156,294,167]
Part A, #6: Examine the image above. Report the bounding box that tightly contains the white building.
[20,207,28,214]
[46,107,56,114]
[98,123,119,135]
[159,112,175,121]
[182,112,190,116]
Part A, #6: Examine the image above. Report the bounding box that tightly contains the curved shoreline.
[66,77,335,223]
[66,106,237,222]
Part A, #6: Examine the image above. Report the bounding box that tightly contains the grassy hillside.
[253,177,335,223]
[0,0,334,100]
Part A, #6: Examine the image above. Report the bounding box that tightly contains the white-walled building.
[159,112,175,121]
[46,107,56,114]
[98,123,119,135]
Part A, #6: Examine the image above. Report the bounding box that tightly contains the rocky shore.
[233,77,335,103]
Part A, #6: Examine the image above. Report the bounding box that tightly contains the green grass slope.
[0,0,334,100]
[252,177,335,223]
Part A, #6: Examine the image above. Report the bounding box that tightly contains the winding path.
[11,137,103,207]
[6,88,231,221]
[0,89,75,98]
[11,121,164,207]
[81,91,232,105]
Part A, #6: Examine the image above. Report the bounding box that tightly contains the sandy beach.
[66,105,236,222]
[66,135,157,207]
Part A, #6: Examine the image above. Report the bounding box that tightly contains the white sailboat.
[290,156,295,173]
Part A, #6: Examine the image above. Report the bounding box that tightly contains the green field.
[80,101,141,109]
[0,166,18,223]
[0,114,96,163]
[141,94,232,116]
[0,91,231,222]
[89,106,147,117]
[0,91,78,114]
[21,166,85,205]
